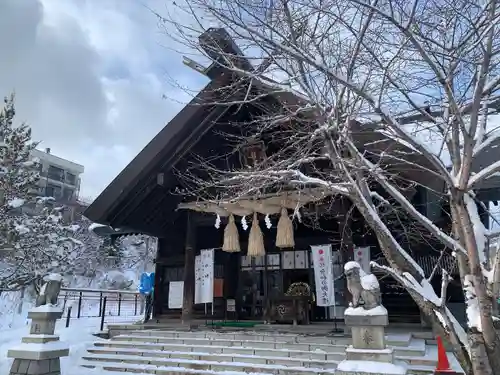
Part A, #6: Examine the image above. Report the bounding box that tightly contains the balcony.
[39,171,78,186]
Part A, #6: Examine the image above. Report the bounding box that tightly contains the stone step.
[110,334,342,352]
[127,330,344,344]
[81,352,445,375]
[81,360,276,375]
[87,347,344,367]
[122,330,414,348]
[88,345,444,368]
[120,330,414,347]
[390,339,426,357]
[81,353,338,375]
[92,340,432,367]
[95,340,343,360]
[110,334,426,357]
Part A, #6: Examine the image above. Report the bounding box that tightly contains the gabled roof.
[84,78,223,232]
[84,28,274,235]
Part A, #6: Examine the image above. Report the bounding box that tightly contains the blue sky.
[0,0,208,200]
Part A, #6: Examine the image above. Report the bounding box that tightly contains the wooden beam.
[183,56,209,76]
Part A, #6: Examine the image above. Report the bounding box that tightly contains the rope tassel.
[248,212,265,257]
[276,207,294,248]
[222,214,240,252]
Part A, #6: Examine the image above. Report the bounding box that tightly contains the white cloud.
[0,0,206,199]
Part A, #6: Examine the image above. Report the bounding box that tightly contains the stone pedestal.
[336,306,407,375]
[7,306,69,375]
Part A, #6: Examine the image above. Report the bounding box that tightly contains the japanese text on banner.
[311,244,335,307]
[199,249,214,304]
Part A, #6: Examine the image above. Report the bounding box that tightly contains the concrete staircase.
[81,329,464,375]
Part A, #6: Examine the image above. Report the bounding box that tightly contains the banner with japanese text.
[194,255,202,304]
[195,249,214,304]
[311,244,335,307]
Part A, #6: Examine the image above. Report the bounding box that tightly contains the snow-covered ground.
[0,315,141,375]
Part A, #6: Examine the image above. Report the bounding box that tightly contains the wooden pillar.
[182,212,196,323]
[153,262,162,317]
[223,252,239,298]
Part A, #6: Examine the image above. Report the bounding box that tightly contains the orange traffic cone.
[435,336,459,374]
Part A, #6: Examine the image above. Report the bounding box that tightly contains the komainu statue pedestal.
[336,306,407,375]
[337,262,407,375]
[7,306,69,375]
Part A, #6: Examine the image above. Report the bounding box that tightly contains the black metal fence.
[58,288,143,320]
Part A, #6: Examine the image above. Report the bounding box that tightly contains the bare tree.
[156,0,500,373]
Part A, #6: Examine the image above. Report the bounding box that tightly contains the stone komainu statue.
[344,261,382,310]
[36,274,63,307]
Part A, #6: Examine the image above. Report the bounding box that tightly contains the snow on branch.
[350,143,466,255]
[468,159,500,189]
[371,262,444,307]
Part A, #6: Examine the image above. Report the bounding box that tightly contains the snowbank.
[337,360,407,374]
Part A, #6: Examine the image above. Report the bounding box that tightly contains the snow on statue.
[344,261,381,310]
[36,273,63,306]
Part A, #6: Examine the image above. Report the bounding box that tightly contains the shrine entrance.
[237,249,346,323]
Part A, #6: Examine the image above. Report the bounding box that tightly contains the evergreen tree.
[0,94,80,289]
[0,94,40,251]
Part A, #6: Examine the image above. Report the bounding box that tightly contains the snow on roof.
[88,222,107,234]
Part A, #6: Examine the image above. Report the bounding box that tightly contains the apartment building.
[30,148,85,208]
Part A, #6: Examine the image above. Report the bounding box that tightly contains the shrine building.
[84,28,499,327]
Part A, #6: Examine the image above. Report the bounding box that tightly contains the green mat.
[206,321,262,327]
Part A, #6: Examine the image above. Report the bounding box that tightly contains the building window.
[66,172,76,185]
[45,184,62,198]
[62,188,74,201]
[47,165,64,182]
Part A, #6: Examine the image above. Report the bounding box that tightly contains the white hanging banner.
[194,255,202,304]
[168,281,184,309]
[199,249,214,304]
[354,246,371,274]
[311,244,335,307]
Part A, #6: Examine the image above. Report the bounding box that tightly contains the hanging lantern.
[276,207,295,248]
[248,212,265,257]
[222,214,240,252]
